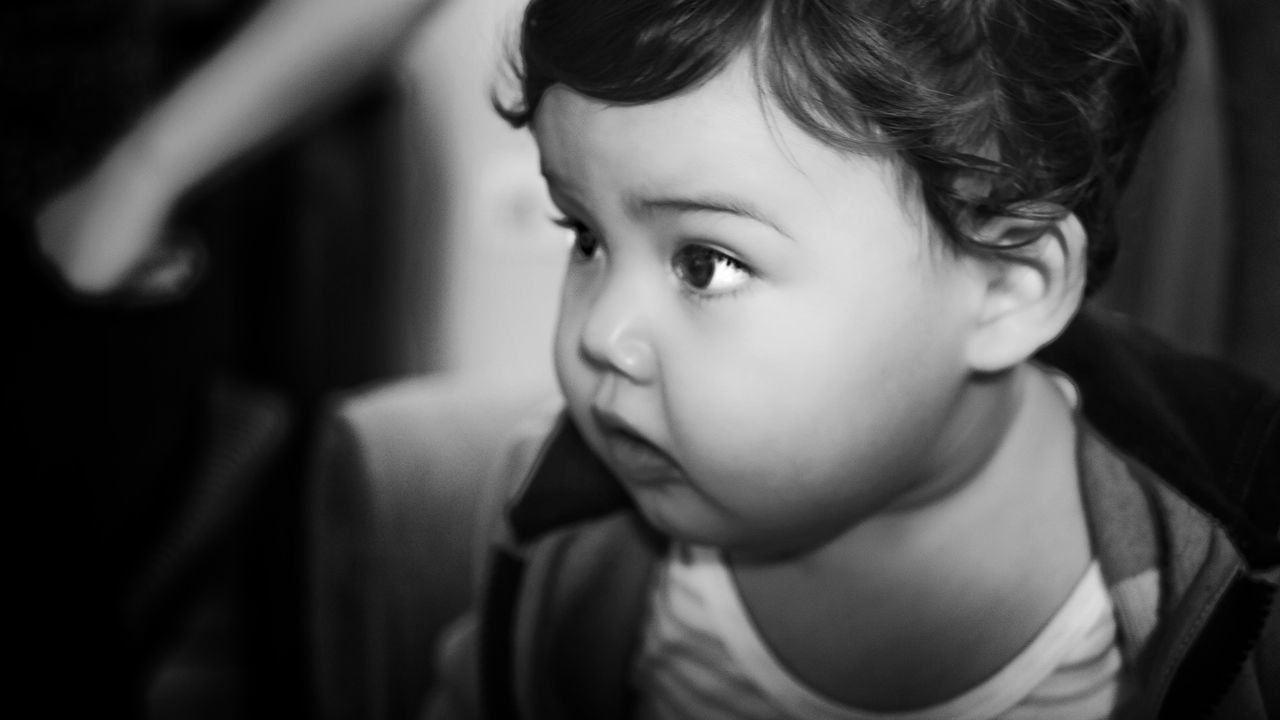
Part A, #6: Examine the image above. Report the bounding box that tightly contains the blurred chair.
[306,372,556,720]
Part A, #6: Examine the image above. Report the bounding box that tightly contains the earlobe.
[964,212,1086,373]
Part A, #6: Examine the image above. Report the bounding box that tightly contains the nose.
[576,274,658,384]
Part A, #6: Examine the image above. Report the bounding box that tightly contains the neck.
[738,363,1080,584]
[725,365,1093,711]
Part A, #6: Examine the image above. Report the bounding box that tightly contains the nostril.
[578,331,611,370]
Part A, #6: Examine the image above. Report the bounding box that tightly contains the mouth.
[591,408,684,487]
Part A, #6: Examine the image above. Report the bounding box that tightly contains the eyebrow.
[632,194,793,239]
[541,166,792,240]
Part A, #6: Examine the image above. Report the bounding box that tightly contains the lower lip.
[605,433,684,487]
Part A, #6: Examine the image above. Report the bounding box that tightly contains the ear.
[964,212,1086,373]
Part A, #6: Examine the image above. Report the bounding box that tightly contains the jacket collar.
[1038,307,1280,570]
[508,413,633,544]
[510,306,1280,568]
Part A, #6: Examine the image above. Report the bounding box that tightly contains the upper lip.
[591,405,653,445]
[590,406,680,468]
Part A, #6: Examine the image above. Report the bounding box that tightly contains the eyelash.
[549,214,754,301]
[672,244,753,301]
[551,215,599,261]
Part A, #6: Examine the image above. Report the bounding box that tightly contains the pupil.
[687,250,714,288]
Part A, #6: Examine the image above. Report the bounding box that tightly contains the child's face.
[535,58,988,560]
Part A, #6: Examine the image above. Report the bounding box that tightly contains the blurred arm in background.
[36,0,447,295]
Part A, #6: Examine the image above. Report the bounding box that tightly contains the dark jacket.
[430,308,1280,720]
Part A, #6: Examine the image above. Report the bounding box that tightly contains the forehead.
[530,57,900,213]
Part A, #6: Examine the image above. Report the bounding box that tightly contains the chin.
[632,497,729,548]
[639,509,804,560]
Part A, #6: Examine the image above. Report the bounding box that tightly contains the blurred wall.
[1098,0,1280,387]
[389,0,566,384]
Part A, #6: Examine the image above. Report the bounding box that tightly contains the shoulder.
[1040,306,1280,570]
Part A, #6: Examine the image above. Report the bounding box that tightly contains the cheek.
[660,315,856,467]
[662,296,953,478]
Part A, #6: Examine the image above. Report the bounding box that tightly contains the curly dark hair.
[496,0,1186,293]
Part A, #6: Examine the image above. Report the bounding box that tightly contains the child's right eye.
[552,216,600,260]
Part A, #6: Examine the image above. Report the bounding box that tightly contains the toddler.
[429,1,1280,718]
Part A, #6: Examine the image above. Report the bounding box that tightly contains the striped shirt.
[633,545,1124,720]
